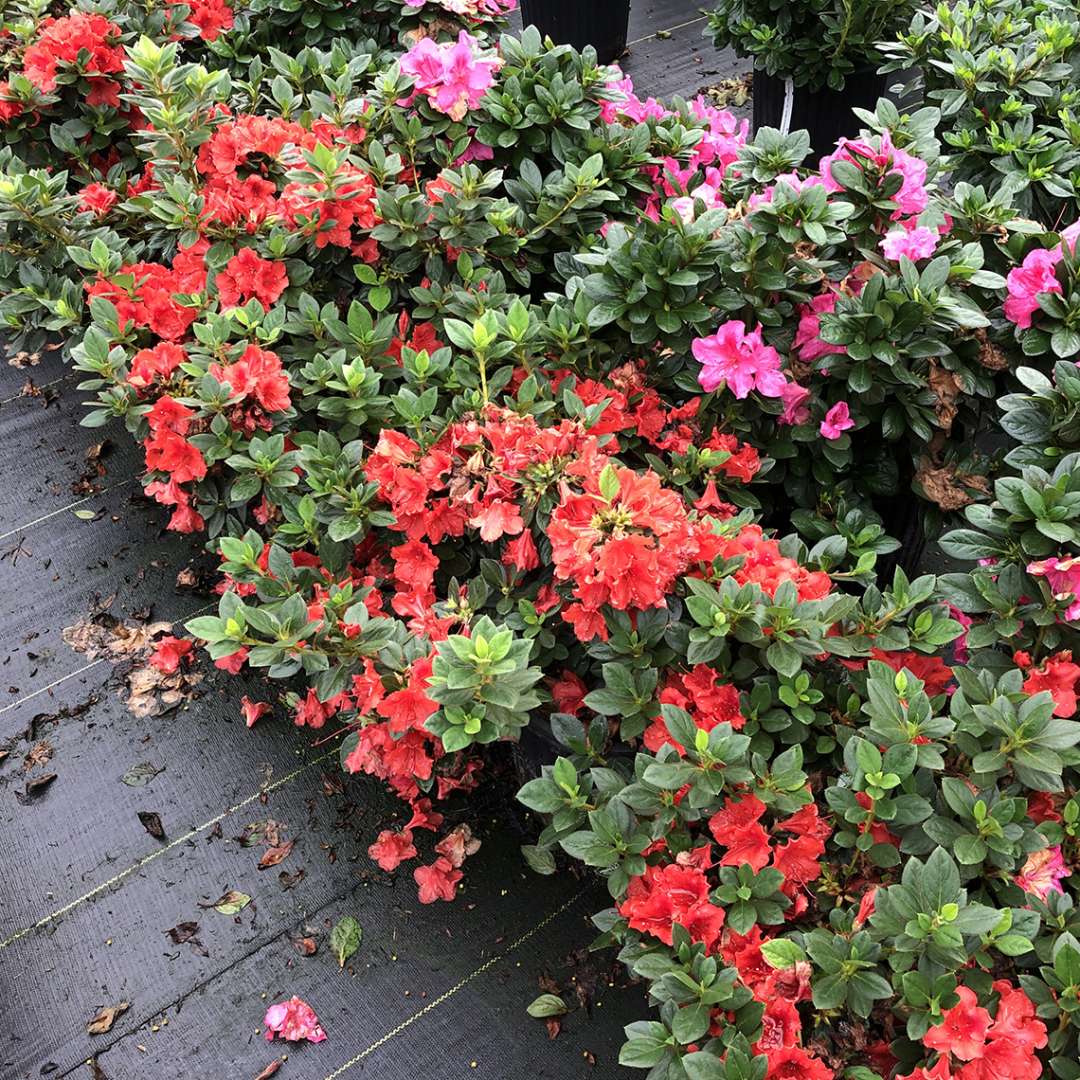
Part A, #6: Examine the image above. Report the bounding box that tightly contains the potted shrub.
[705,0,917,152]
[519,0,630,63]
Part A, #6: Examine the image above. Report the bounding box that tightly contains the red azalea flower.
[549,467,696,628]
[765,1046,833,1079]
[0,81,24,123]
[550,669,587,715]
[502,529,539,572]
[186,0,234,40]
[214,647,248,674]
[870,648,955,697]
[210,344,291,414]
[376,656,438,735]
[1022,650,1080,717]
[215,248,289,309]
[754,996,801,1052]
[149,636,194,674]
[144,428,207,484]
[240,696,271,727]
[924,987,993,1061]
[129,343,187,390]
[709,794,771,871]
[368,828,418,871]
[618,863,725,951]
[23,13,124,94]
[78,182,117,216]
[146,395,195,435]
[414,856,462,903]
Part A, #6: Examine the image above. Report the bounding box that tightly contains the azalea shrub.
[4,5,1080,1080]
[880,0,1080,225]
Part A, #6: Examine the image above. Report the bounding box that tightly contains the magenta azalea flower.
[880,226,938,262]
[691,320,786,399]
[1027,555,1080,620]
[1004,248,1063,330]
[400,32,500,121]
[820,401,854,440]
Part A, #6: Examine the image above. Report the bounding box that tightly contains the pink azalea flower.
[820,401,854,440]
[400,32,500,121]
[264,997,327,1043]
[1015,846,1070,900]
[880,226,939,262]
[669,183,723,223]
[1027,555,1080,620]
[793,290,844,362]
[778,380,811,426]
[691,320,787,399]
[819,133,927,218]
[1004,247,1063,330]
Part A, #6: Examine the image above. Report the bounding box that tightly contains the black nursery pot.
[518,0,630,63]
[752,67,887,157]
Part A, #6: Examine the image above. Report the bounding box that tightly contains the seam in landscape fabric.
[320,889,589,1080]
[0,601,217,717]
[627,14,707,46]
[0,476,135,543]
[0,658,106,717]
[0,747,338,951]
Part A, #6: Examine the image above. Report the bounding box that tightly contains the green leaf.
[527,993,568,1018]
[211,890,251,915]
[761,939,807,968]
[330,915,362,969]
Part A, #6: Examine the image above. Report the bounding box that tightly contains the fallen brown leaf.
[22,740,53,772]
[253,1062,282,1080]
[293,936,317,956]
[16,772,57,803]
[137,811,165,839]
[278,868,305,890]
[165,922,208,957]
[259,840,294,869]
[87,1002,129,1035]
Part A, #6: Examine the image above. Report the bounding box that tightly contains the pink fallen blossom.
[880,226,938,262]
[691,320,787,399]
[264,997,327,1043]
[1015,846,1070,900]
[820,401,854,440]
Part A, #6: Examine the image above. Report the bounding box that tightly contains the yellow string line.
[0,747,338,952]
[320,889,588,1080]
[0,477,136,543]
[627,14,708,47]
